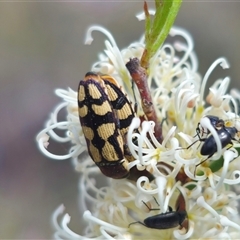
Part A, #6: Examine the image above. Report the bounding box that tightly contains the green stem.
[141,0,182,69]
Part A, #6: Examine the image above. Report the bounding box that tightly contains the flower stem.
[126,58,163,143]
[126,0,182,143]
[141,0,182,70]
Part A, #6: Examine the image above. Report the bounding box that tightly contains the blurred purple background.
[0,1,240,238]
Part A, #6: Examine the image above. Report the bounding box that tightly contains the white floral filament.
[36,14,240,239]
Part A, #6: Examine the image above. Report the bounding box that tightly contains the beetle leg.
[194,152,214,176]
[128,221,146,228]
[193,123,201,138]
[153,196,160,207]
[226,142,233,150]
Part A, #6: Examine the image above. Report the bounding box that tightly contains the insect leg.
[142,200,160,211]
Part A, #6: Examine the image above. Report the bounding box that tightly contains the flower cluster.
[37,13,240,240]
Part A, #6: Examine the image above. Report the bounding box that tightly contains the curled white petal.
[200,58,229,104]
[220,215,240,231]
[197,196,220,220]
[85,25,117,47]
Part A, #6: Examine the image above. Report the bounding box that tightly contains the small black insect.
[129,201,187,230]
[196,115,225,137]
[196,126,238,167]
[182,115,240,175]
[186,115,225,150]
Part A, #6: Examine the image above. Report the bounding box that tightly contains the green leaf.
[141,0,182,69]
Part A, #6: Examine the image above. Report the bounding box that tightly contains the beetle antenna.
[142,200,160,211]
[153,196,160,206]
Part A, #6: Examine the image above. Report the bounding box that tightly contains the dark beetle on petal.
[142,210,187,229]
[129,202,187,230]
[196,126,238,168]
[196,115,225,137]
[78,72,154,181]
[185,115,239,174]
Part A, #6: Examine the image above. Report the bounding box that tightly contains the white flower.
[36,88,86,161]
[36,12,240,240]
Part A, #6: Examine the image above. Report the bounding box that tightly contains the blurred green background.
[0,1,240,239]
